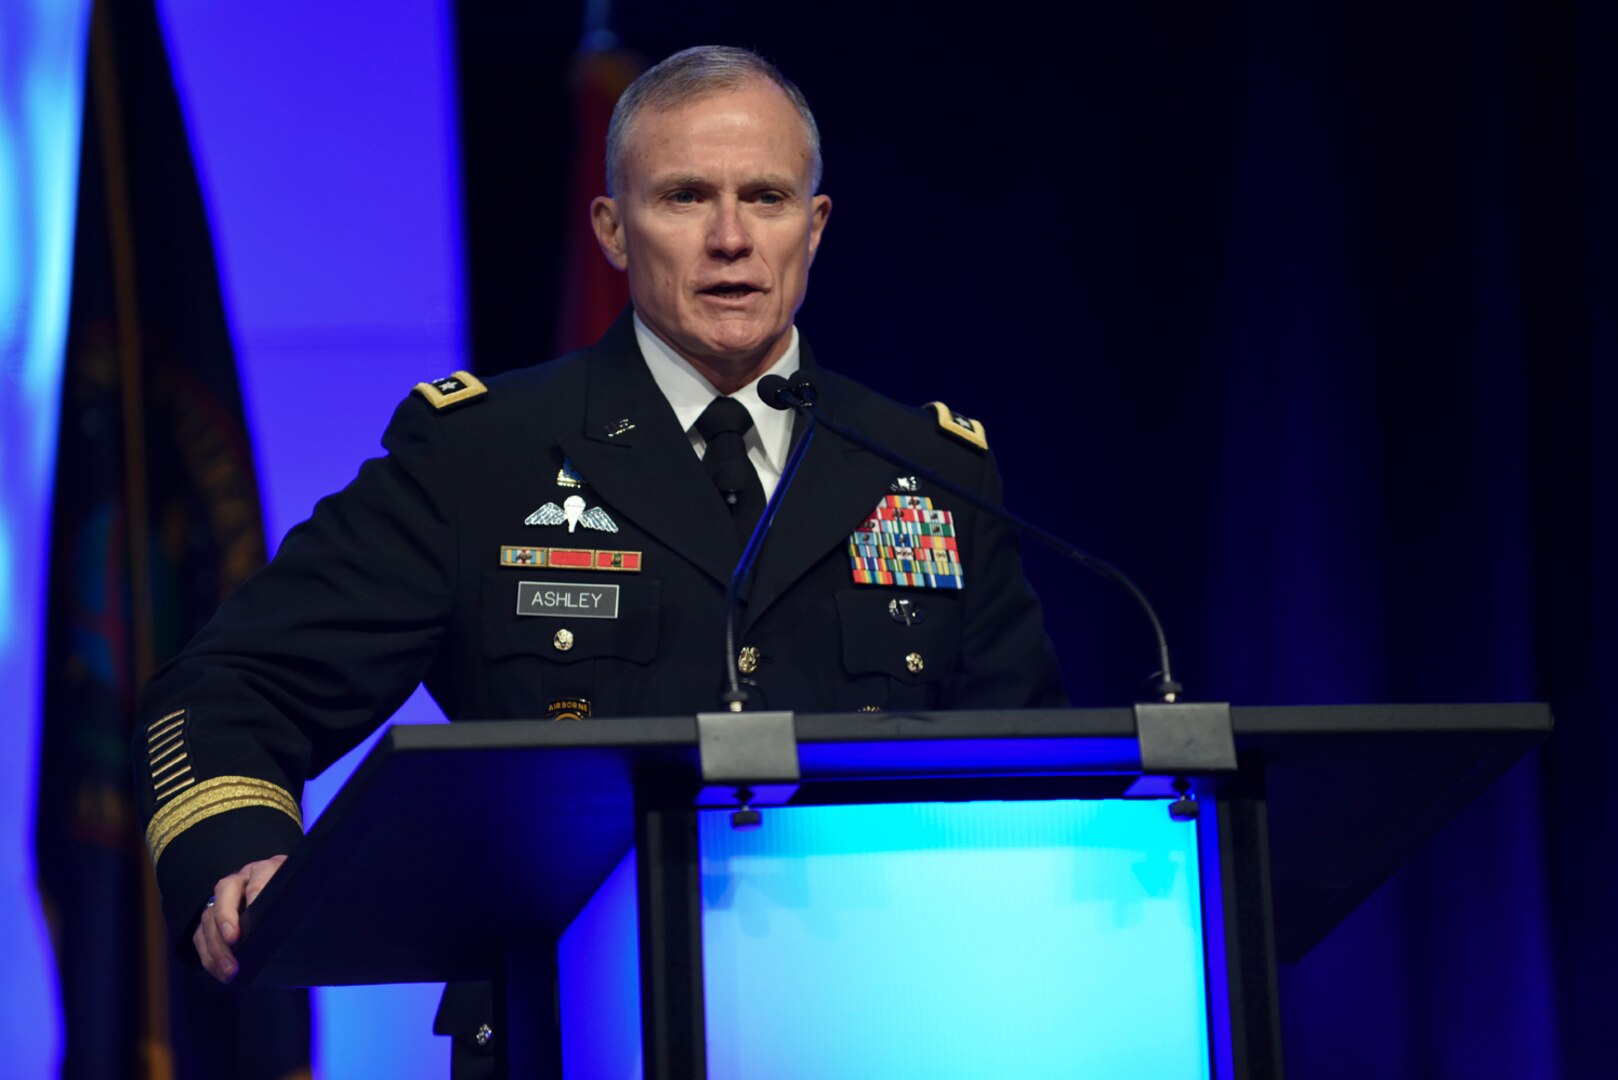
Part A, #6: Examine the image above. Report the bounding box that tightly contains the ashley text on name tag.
[516,581,621,619]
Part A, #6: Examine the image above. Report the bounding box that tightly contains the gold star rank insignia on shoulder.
[413,370,488,411]
[926,401,987,451]
[848,494,964,589]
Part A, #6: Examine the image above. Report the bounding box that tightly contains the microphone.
[759,374,1182,702]
[758,372,816,411]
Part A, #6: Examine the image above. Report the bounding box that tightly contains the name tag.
[516,581,620,619]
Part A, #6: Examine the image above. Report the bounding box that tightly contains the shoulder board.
[926,401,988,452]
[413,370,488,411]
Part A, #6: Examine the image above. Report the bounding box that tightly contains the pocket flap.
[835,590,961,683]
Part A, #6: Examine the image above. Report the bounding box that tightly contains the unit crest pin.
[888,598,925,626]
[555,457,586,489]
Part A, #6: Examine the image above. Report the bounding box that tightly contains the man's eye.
[669,190,697,205]
[756,192,783,205]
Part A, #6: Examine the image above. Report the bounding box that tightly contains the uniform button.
[553,628,574,652]
[475,1024,494,1047]
[738,645,760,675]
[905,652,924,674]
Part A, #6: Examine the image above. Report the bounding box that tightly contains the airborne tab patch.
[413,370,488,411]
[926,401,988,452]
[547,698,592,721]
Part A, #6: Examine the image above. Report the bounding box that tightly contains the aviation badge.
[847,494,964,589]
[526,493,619,534]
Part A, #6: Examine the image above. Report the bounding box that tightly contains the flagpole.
[87,5,171,1076]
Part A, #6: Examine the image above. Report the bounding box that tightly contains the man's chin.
[690,325,789,369]
[680,334,791,392]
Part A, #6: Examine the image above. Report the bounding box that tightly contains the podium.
[233,704,1549,1078]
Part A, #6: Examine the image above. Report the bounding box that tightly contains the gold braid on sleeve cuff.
[145,776,303,866]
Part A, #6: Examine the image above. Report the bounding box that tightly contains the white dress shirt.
[634,314,799,502]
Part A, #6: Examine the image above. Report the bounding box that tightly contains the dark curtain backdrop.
[457,2,1616,1075]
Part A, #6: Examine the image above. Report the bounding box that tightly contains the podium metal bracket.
[695,710,800,807]
[1134,701,1237,775]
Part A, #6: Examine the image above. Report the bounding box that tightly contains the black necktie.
[695,396,766,545]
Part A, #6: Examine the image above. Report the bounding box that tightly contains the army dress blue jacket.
[134,312,1066,945]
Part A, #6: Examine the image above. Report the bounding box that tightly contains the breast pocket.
[482,573,662,713]
[834,590,962,710]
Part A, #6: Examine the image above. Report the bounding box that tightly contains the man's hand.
[194,854,287,983]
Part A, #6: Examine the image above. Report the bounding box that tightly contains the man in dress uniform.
[135,44,1064,1070]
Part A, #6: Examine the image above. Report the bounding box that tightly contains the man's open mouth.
[701,284,760,297]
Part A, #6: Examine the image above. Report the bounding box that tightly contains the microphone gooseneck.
[718,379,819,710]
[757,374,1181,702]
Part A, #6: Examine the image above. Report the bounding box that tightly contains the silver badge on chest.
[525,494,619,534]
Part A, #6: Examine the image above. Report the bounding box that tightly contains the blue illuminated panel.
[559,850,644,1076]
[158,2,466,1074]
[700,800,1209,1078]
[0,1,93,1071]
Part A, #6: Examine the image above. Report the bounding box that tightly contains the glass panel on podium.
[560,799,1213,1077]
[701,800,1209,1077]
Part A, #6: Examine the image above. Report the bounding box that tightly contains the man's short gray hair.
[605,45,823,198]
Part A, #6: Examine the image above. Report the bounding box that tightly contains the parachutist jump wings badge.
[526,493,619,534]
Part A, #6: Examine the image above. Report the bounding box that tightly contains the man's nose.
[707,200,752,259]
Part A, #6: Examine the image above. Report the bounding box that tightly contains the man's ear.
[590,197,629,270]
[807,193,832,265]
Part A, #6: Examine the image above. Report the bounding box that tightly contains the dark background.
[455,3,1615,1075]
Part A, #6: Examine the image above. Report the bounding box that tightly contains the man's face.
[591,80,832,391]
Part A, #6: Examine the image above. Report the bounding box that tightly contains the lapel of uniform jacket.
[555,314,741,590]
[743,347,896,630]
